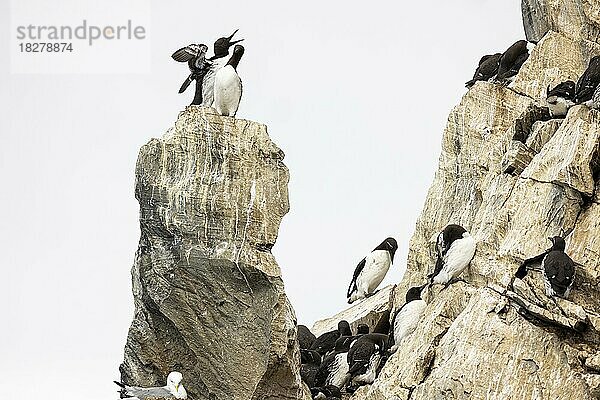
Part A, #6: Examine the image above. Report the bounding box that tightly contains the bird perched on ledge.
[214,44,245,117]
[516,236,575,298]
[465,53,502,88]
[347,237,398,304]
[430,224,476,285]
[575,56,600,104]
[172,43,210,105]
[114,371,187,399]
[546,80,576,117]
[496,40,535,83]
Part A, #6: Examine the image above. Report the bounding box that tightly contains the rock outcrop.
[119,107,309,400]
[315,3,600,400]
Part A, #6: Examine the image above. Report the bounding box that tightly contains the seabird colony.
[114,30,590,400]
[300,38,590,399]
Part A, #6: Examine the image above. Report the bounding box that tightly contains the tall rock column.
[119,107,309,400]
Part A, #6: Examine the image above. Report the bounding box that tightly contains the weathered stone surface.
[522,105,600,196]
[346,3,600,398]
[120,107,309,400]
[513,31,600,101]
[311,285,393,337]
[522,0,600,43]
[501,140,536,175]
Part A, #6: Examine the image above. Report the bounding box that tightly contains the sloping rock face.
[119,107,309,400]
[349,4,600,400]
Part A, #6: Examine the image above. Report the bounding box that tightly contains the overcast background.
[0,1,523,398]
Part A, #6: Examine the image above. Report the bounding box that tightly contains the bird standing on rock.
[202,29,244,107]
[496,40,535,83]
[516,236,575,298]
[390,285,427,352]
[347,333,389,387]
[546,81,576,117]
[214,44,245,117]
[430,224,476,285]
[300,349,322,388]
[298,324,317,350]
[172,43,210,105]
[114,371,187,399]
[347,238,398,304]
[466,53,502,88]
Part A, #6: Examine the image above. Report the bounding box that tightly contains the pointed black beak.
[227,29,244,47]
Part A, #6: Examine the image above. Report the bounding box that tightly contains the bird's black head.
[405,284,426,303]
[374,237,398,262]
[300,349,320,364]
[357,324,369,334]
[549,236,566,251]
[211,29,244,59]
[443,224,468,245]
[338,320,351,336]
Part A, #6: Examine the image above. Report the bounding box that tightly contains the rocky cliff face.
[119,107,309,400]
[338,3,600,400]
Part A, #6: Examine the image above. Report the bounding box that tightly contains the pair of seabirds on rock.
[114,371,187,399]
[172,29,245,117]
[545,55,600,117]
[466,39,535,87]
[346,225,476,305]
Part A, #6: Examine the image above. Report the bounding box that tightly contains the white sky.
[0,1,523,399]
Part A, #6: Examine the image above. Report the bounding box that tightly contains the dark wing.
[347,341,375,375]
[467,54,501,87]
[172,46,198,62]
[498,52,529,79]
[178,74,194,93]
[347,257,366,298]
[310,331,338,355]
[576,58,600,102]
[428,255,445,282]
[547,81,575,99]
[515,250,549,278]
[373,309,391,334]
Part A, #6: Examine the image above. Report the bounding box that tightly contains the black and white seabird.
[347,238,398,304]
[575,56,600,104]
[310,320,352,356]
[430,224,476,285]
[201,29,244,107]
[389,285,427,352]
[347,333,389,386]
[300,349,322,388]
[172,43,210,105]
[214,44,245,117]
[314,340,351,389]
[496,40,535,83]
[298,324,317,350]
[466,53,502,88]
[546,81,576,117]
[516,236,575,298]
[310,385,342,400]
[114,371,187,399]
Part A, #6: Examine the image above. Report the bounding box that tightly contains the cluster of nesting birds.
[111,34,583,400]
[172,29,245,117]
[298,224,576,399]
[465,39,600,118]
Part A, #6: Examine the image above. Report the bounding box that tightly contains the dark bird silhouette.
[496,40,534,82]
[172,43,210,105]
[466,53,502,88]
[300,349,321,388]
[516,236,575,298]
[347,333,389,386]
